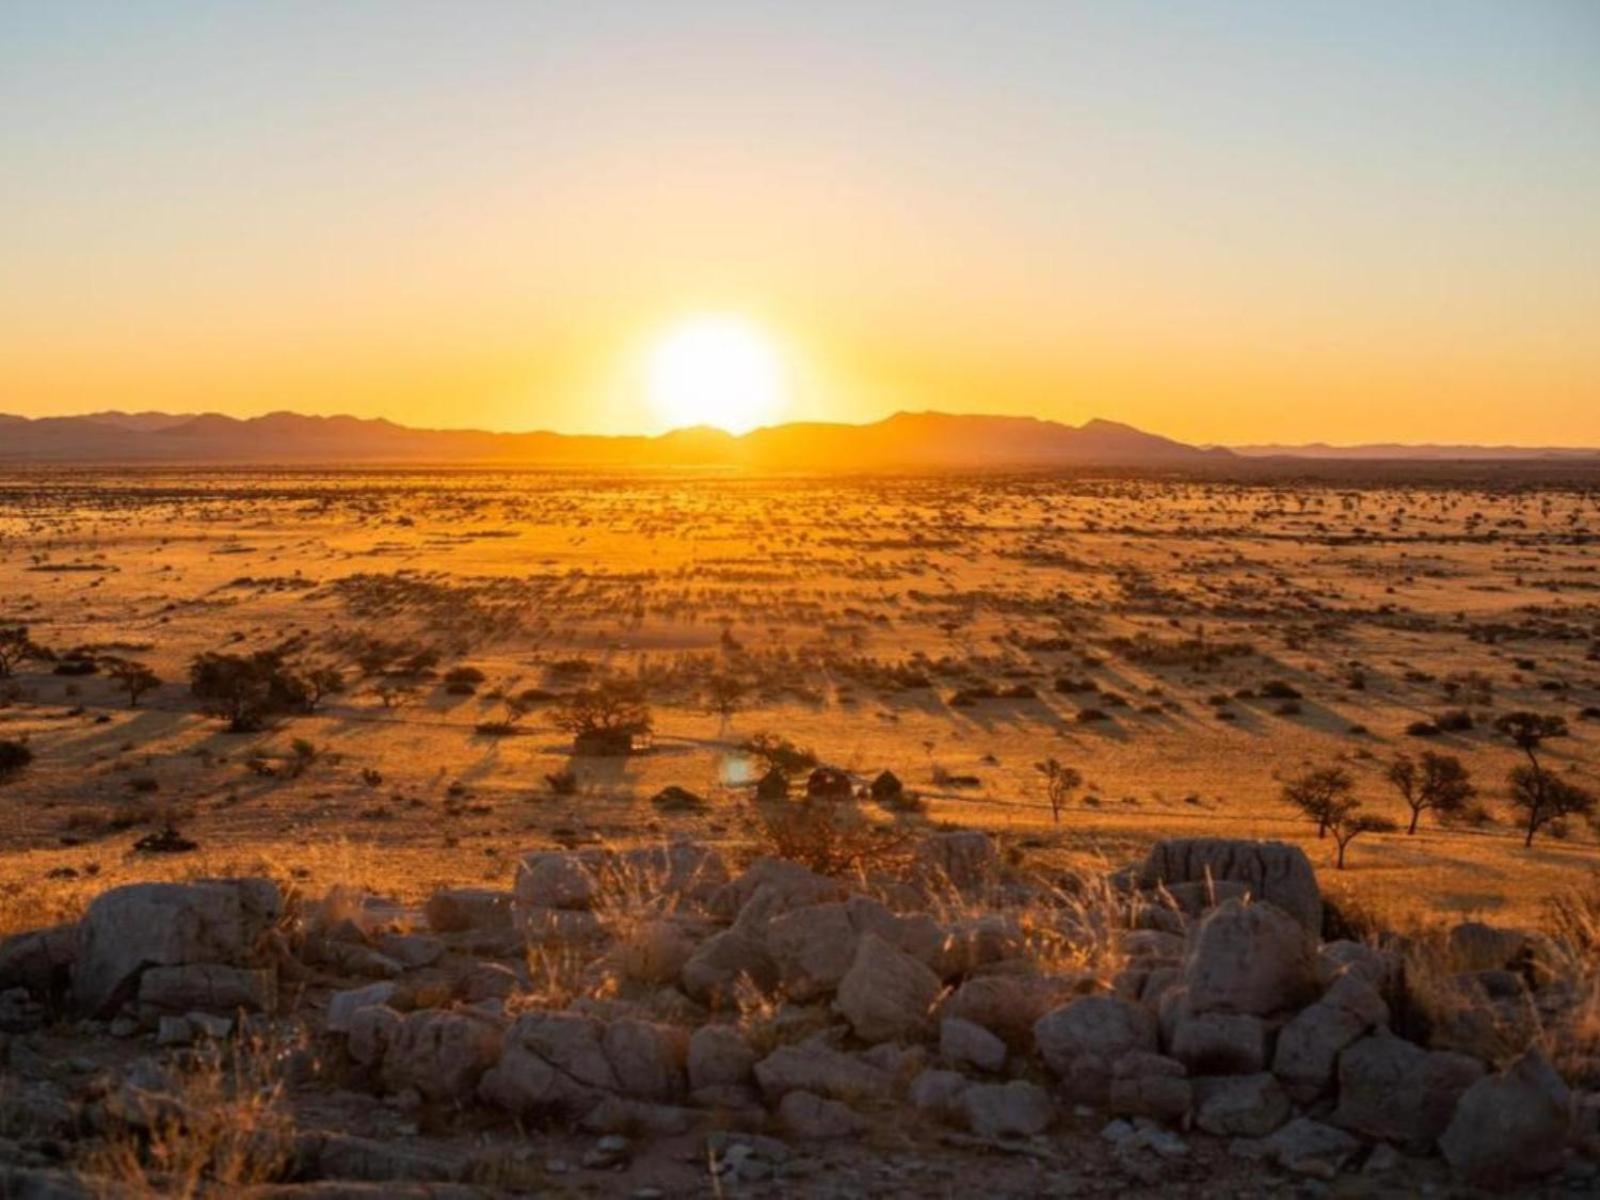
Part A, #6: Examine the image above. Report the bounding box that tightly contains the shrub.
[0,739,32,783]
[1281,765,1357,838]
[189,651,307,732]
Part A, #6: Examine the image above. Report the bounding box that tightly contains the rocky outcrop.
[1138,839,1322,933]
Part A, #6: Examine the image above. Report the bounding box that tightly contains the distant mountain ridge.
[1229,441,1600,461]
[0,409,1232,468]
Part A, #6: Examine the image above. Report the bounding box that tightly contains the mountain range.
[0,409,1595,467]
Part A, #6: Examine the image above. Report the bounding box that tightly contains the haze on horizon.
[3,1,1598,446]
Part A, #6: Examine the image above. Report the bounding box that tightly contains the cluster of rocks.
[1,833,1596,1194]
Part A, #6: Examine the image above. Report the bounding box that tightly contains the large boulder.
[1183,898,1318,1016]
[137,964,276,1016]
[1333,1032,1484,1146]
[942,974,1070,1050]
[688,1024,757,1092]
[1035,994,1157,1102]
[424,888,513,934]
[512,850,606,912]
[1108,1052,1192,1123]
[680,928,776,1005]
[0,924,77,1001]
[753,1041,892,1104]
[1170,1011,1268,1075]
[380,1008,505,1101]
[778,1090,866,1138]
[480,1011,618,1116]
[602,1018,688,1102]
[73,879,282,1018]
[711,858,845,925]
[1271,971,1388,1101]
[1138,839,1321,933]
[958,1081,1054,1138]
[768,896,945,999]
[835,933,942,1043]
[1192,1073,1291,1137]
[915,831,997,889]
[1438,1048,1572,1186]
[1425,969,1542,1062]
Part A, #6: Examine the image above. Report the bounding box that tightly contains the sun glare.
[646,315,785,434]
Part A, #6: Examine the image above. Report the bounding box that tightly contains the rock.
[613,919,699,986]
[0,924,77,999]
[480,1011,618,1115]
[1108,1052,1192,1123]
[513,850,605,911]
[581,1133,631,1170]
[835,932,941,1043]
[1272,973,1388,1101]
[1170,1012,1267,1074]
[380,1008,504,1101]
[936,913,1026,977]
[1439,1048,1572,1186]
[72,879,282,1017]
[516,907,606,946]
[752,1041,891,1104]
[1317,940,1402,994]
[293,1131,470,1183]
[612,842,730,904]
[457,961,521,1004]
[940,1017,1006,1073]
[187,1011,232,1039]
[580,1095,696,1136]
[1333,1032,1484,1146]
[137,963,276,1015]
[1193,1073,1291,1137]
[766,903,859,1000]
[1183,898,1318,1016]
[778,1090,866,1138]
[711,858,844,924]
[602,1019,687,1101]
[1138,839,1322,933]
[942,974,1065,1050]
[688,1025,757,1091]
[1254,1117,1362,1177]
[328,982,399,1034]
[373,933,444,971]
[959,1080,1054,1138]
[908,1068,971,1121]
[1157,879,1252,920]
[157,1014,193,1046]
[914,831,997,889]
[347,1004,402,1066]
[1034,994,1158,1076]
[423,887,513,933]
[680,929,776,1005]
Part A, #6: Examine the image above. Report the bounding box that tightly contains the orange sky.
[3,3,1598,445]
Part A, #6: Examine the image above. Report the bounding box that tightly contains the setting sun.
[646,315,785,434]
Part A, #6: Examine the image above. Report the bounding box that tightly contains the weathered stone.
[835,932,941,1043]
[1108,1052,1192,1123]
[1170,1012,1268,1075]
[959,1080,1054,1138]
[457,961,521,1004]
[1439,1048,1571,1186]
[1138,839,1321,933]
[1447,921,1532,973]
[579,1095,696,1136]
[137,963,276,1015]
[480,1011,618,1115]
[711,858,844,924]
[1193,1073,1291,1137]
[941,975,1065,1051]
[72,879,282,1017]
[347,1003,402,1066]
[1317,940,1402,993]
[423,887,513,934]
[908,1068,971,1121]
[513,850,605,911]
[766,903,858,1000]
[380,1008,504,1101]
[1427,969,1542,1062]
[1184,898,1318,1016]
[940,1017,1006,1073]
[0,924,77,999]
[680,929,776,1005]
[515,906,606,945]
[1333,1032,1485,1146]
[1034,994,1158,1076]
[752,1041,891,1104]
[1272,1002,1369,1102]
[373,933,444,971]
[612,842,730,904]
[688,1024,757,1091]
[328,983,399,1035]
[602,1018,687,1101]
[1253,1117,1362,1177]
[778,1090,866,1138]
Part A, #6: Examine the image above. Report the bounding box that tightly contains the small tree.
[1494,711,1572,847]
[706,675,746,721]
[189,651,307,732]
[1281,765,1357,838]
[1035,758,1083,824]
[103,657,161,707]
[1508,765,1596,847]
[0,627,37,678]
[1385,751,1474,834]
[1331,806,1398,869]
[301,664,346,712]
[554,680,652,752]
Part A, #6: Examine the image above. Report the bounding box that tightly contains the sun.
[646,314,785,434]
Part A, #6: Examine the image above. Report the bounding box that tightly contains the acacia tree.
[1385,751,1474,834]
[300,664,346,712]
[705,675,746,721]
[1509,766,1595,847]
[1281,765,1357,838]
[103,657,160,707]
[1493,711,1571,846]
[1331,805,1398,869]
[1035,758,1083,824]
[189,651,307,732]
[0,627,37,678]
[554,680,652,753]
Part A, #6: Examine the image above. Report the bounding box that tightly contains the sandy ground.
[1,467,1597,933]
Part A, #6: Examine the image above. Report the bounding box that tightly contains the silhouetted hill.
[0,410,1231,468]
[1230,441,1600,461]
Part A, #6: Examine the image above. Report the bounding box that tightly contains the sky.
[2,1,1598,445]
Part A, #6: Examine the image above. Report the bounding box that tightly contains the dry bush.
[746,798,911,877]
[75,1027,302,1197]
[1541,874,1600,1085]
